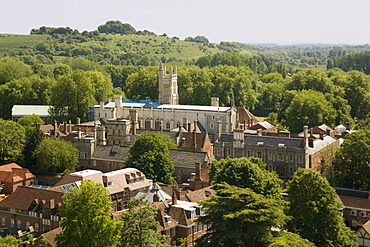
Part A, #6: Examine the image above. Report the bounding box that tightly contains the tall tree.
[22,127,45,170]
[197,183,287,247]
[120,198,168,247]
[125,132,174,184]
[0,57,33,85]
[0,119,25,165]
[32,137,78,175]
[333,128,370,190]
[209,157,282,199]
[286,169,357,247]
[125,66,158,101]
[284,90,337,133]
[56,180,122,247]
[0,235,19,247]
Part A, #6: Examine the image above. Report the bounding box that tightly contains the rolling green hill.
[0,34,48,56]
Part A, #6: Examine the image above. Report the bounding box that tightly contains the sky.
[1,0,369,45]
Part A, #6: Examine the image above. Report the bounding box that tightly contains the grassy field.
[0,34,48,56]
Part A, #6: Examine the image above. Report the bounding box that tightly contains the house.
[335,187,370,230]
[356,217,370,247]
[51,168,151,211]
[0,186,63,235]
[154,185,209,246]
[0,163,36,194]
[12,105,52,124]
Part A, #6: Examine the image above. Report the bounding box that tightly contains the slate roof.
[91,145,129,161]
[0,186,63,211]
[170,150,209,168]
[249,121,275,130]
[178,132,208,149]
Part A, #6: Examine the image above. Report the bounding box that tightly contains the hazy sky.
[1,0,369,44]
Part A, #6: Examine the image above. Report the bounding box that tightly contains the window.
[35,223,39,232]
[227,149,231,156]
[278,153,283,161]
[1,217,5,226]
[352,220,357,227]
[26,221,30,230]
[145,119,151,129]
[166,122,171,130]
[166,229,170,235]
[268,153,273,160]
[257,152,262,158]
[10,219,14,227]
[299,156,303,163]
[360,211,366,217]
[155,120,161,130]
[350,209,357,216]
[189,227,192,235]
[17,219,21,229]
[172,228,176,236]
[210,123,214,129]
[172,241,176,246]
[289,154,293,161]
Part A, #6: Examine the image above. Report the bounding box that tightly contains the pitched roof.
[183,186,216,202]
[0,186,63,211]
[170,150,209,168]
[249,121,275,130]
[11,105,51,117]
[91,145,129,161]
[178,132,208,149]
[40,227,62,247]
[338,195,370,210]
[0,163,35,183]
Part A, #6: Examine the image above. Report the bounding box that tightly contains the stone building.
[92,64,238,135]
[213,126,340,180]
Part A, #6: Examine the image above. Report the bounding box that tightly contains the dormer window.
[278,143,285,148]
[164,215,171,223]
[257,142,264,146]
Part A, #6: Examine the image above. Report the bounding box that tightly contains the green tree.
[0,235,19,247]
[268,232,315,247]
[286,169,357,247]
[125,67,158,101]
[32,137,78,175]
[56,180,122,247]
[284,90,337,133]
[196,183,288,247]
[120,198,168,247]
[17,114,45,129]
[125,132,174,184]
[22,127,45,170]
[0,119,25,165]
[0,57,33,85]
[333,128,370,190]
[209,157,282,199]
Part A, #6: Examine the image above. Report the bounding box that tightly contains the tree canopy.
[56,180,122,247]
[17,114,45,129]
[209,157,282,199]
[125,132,175,184]
[32,137,78,175]
[120,198,168,247]
[286,168,357,247]
[333,128,370,190]
[196,183,287,247]
[0,119,25,165]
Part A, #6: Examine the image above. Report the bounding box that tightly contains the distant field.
[0,34,48,56]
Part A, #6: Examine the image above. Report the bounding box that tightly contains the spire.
[231,91,235,107]
[170,66,173,75]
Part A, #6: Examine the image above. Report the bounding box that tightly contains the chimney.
[192,130,197,149]
[243,120,247,130]
[195,163,201,181]
[304,126,309,148]
[115,95,123,108]
[76,117,81,125]
[64,121,68,135]
[193,120,197,132]
[78,128,82,138]
[178,122,182,133]
[172,184,178,205]
[183,118,188,130]
[257,129,262,136]
[211,97,219,107]
[53,120,58,136]
[188,122,191,132]
[326,129,331,136]
[153,191,159,202]
[132,121,137,135]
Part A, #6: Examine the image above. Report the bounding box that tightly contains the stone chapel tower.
[158,62,178,105]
